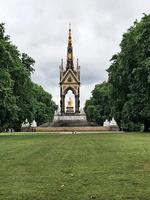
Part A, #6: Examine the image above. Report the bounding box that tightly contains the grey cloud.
[0,0,149,107]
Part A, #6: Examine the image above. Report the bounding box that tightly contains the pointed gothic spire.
[67,23,74,69]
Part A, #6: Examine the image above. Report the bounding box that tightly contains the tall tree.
[0,69,18,131]
[0,23,57,131]
[107,14,150,131]
[32,83,57,126]
[84,82,111,125]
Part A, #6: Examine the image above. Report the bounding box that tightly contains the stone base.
[40,114,96,127]
[66,106,74,114]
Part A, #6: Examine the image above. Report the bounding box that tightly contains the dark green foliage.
[84,14,150,131]
[32,83,58,126]
[0,23,57,131]
[107,14,150,131]
[0,69,18,131]
[84,82,111,125]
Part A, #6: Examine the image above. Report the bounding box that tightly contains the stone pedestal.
[66,106,74,114]
[52,114,88,127]
[40,113,92,127]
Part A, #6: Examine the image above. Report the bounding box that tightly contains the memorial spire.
[59,24,80,114]
[67,23,74,69]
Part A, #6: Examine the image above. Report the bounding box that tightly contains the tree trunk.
[144,120,150,132]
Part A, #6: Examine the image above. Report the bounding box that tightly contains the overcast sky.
[0,0,149,108]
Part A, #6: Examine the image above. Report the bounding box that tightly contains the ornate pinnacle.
[67,23,74,69]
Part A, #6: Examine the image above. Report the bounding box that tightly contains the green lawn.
[0,132,150,200]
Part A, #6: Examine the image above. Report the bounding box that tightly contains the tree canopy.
[32,83,57,126]
[84,14,150,132]
[107,14,150,131]
[0,23,57,131]
[84,82,111,126]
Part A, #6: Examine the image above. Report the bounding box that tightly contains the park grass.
[0,132,150,200]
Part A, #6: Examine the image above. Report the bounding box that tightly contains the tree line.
[84,14,150,132]
[0,23,57,132]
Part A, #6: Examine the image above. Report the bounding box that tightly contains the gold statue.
[67,97,73,107]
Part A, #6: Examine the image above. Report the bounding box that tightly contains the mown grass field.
[0,132,150,200]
